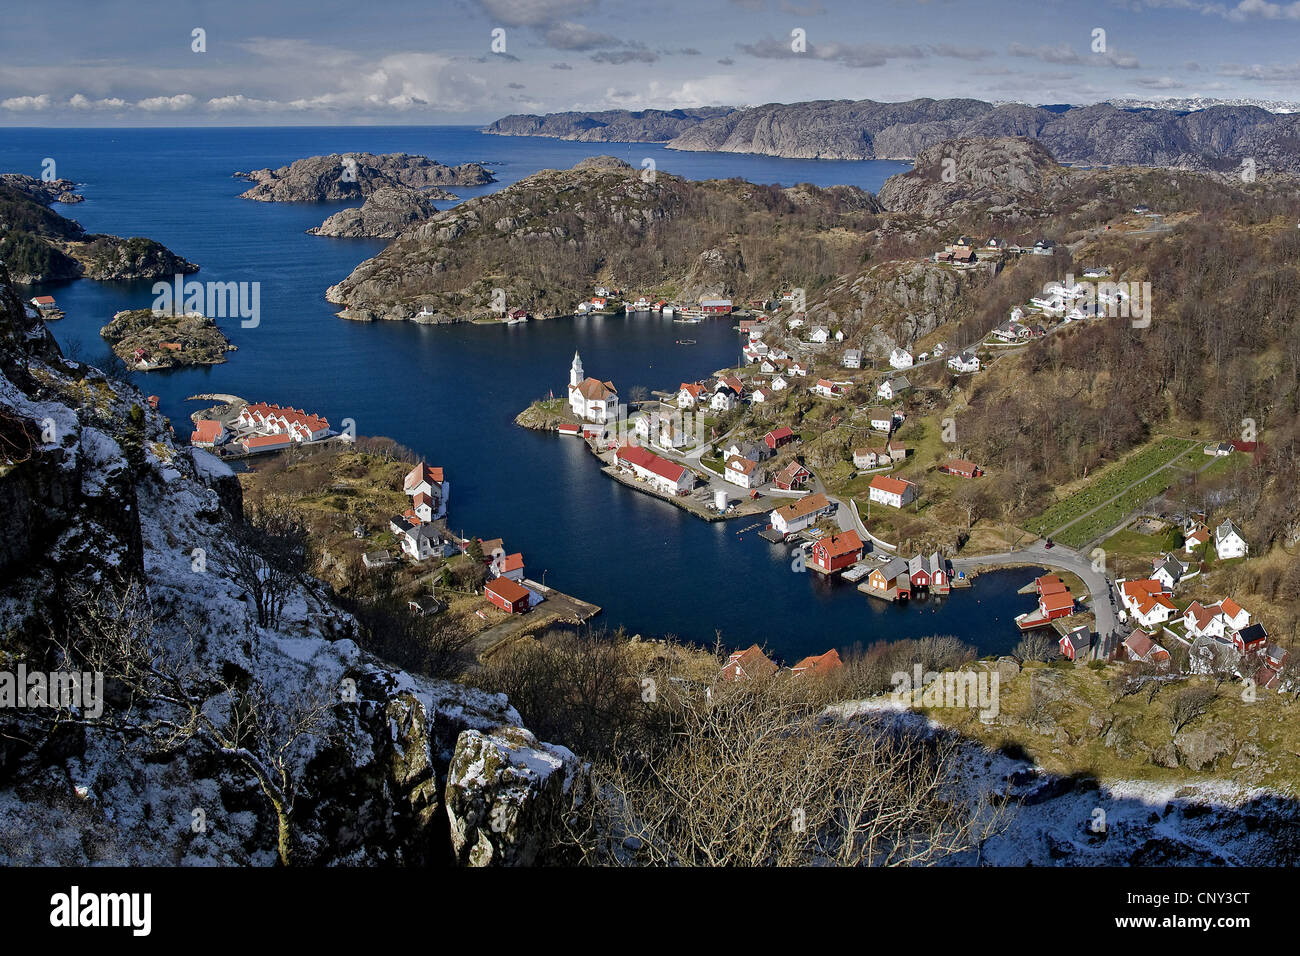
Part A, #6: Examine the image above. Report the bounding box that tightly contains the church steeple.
[570,350,584,388]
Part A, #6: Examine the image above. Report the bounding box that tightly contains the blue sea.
[0,125,1039,660]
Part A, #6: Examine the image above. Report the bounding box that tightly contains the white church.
[567,352,618,423]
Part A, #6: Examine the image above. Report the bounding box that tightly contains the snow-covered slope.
[0,264,571,866]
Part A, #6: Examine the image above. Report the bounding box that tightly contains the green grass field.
[1026,437,1198,539]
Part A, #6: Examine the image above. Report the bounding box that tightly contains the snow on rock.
[445,726,584,866]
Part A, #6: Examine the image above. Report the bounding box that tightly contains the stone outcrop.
[445,727,583,866]
[235,152,493,202]
[308,186,439,238]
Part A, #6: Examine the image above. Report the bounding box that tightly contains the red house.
[719,644,777,682]
[1039,589,1075,621]
[765,426,796,451]
[700,298,733,315]
[811,530,864,573]
[791,649,843,677]
[942,458,983,478]
[485,577,531,614]
[774,461,811,490]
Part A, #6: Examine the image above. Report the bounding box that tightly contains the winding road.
[950,540,1119,638]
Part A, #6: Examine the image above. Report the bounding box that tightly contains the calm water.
[0,125,1038,660]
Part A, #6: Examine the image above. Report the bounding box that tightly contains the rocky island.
[0,174,198,283]
[324,155,882,322]
[234,152,494,202]
[100,307,236,370]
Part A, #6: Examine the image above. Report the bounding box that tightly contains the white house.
[1215,519,1248,560]
[711,390,738,412]
[724,455,764,489]
[889,348,913,370]
[1119,579,1177,629]
[1151,553,1188,591]
[809,326,830,344]
[842,349,862,369]
[567,352,618,423]
[947,350,980,373]
[788,361,810,377]
[658,416,691,450]
[750,386,773,404]
[769,492,835,535]
[811,378,843,398]
[787,315,805,330]
[771,375,789,391]
[404,462,449,520]
[1182,601,1227,640]
[677,383,704,408]
[867,407,896,432]
[616,444,694,495]
[877,376,910,401]
[725,440,769,462]
[868,475,916,509]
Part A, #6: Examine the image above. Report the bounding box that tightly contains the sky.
[2,0,1300,126]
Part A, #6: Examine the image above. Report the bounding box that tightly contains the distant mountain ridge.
[486,98,1300,174]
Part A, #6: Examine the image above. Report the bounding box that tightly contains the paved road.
[950,540,1119,638]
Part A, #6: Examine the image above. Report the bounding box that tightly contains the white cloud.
[136,93,196,111]
[68,93,128,110]
[2,94,52,111]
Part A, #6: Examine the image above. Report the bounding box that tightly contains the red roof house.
[811,530,864,573]
[791,649,844,677]
[485,577,531,614]
[719,644,778,682]
[765,426,796,451]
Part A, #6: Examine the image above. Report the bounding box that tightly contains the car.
[1044,538,1054,549]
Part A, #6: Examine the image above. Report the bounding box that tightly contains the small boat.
[675,338,696,345]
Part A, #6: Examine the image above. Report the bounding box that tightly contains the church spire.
[570,350,584,388]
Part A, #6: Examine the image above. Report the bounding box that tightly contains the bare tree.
[1015,632,1055,662]
[54,581,336,866]
[1167,685,1217,735]
[216,502,308,629]
[568,679,1000,866]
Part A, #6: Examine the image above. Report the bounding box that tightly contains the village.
[509,266,1288,696]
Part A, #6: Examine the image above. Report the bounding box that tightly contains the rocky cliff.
[0,264,577,866]
[235,152,493,203]
[876,137,1072,218]
[484,107,735,142]
[0,178,197,283]
[490,98,1300,173]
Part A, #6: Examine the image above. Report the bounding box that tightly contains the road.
[950,540,1119,639]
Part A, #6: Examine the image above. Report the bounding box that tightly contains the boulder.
[1173,723,1235,772]
[445,726,584,866]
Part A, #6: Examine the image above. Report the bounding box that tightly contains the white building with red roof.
[616,444,694,495]
[868,474,917,509]
[403,462,448,520]
[190,419,226,447]
[1119,579,1177,629]
[236,402,330,442]
[723,454,764,489]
